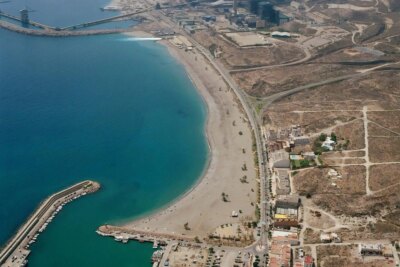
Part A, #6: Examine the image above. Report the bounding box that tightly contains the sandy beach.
[116,33,258,239]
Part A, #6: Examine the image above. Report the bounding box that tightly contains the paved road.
[191,37,271,253]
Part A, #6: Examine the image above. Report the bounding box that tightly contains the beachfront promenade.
[0,180,100,267]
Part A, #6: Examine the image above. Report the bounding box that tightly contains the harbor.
[0,180,101,267]
[96,226,194,266]
[0,8,151,36]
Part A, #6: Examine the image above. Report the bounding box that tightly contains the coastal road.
[190,36,270,249]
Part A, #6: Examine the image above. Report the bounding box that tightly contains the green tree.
[300,159,310,168]
[331,132,337,142]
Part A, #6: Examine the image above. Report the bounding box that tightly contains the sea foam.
[121,37,162,41]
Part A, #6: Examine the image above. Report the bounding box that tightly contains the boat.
[153,240,158,249]
[151,250,163,262]
[100,5,121,11]
[114,236,123,242]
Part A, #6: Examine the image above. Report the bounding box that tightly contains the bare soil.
[192,30,305,70]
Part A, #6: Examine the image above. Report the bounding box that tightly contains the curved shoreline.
[114,38,214,227]
[112,32,258,238]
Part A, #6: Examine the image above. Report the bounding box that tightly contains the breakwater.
[97,225,194,243]
[0,20,128,37]
[0,8,151,37]
[0,180,101,267]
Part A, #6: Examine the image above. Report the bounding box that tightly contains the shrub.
[319,133,327,142]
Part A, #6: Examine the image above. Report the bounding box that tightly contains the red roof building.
[304,255,314,267]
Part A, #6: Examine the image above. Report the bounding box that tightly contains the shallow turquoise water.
[0,4,208,266]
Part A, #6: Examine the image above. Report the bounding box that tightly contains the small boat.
[100,6,121,11]
[114,236,123,242]
[153,240,158,249]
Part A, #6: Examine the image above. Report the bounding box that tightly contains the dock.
[0,180,101,267]
[97,225,195,243]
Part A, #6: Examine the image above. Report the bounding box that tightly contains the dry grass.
[346,150,365,157]
[368,111,400,135]
[264,111,361,135]
[233,64,356,97]
[369,137,400,163]
[321,156,365,165]
[337,220,400,242]
[303,228,321,244]
[336,166,366,194]
[369,164,400,191]
[306,209,336,229]
[293,165,366,196]
[344,158,366,164]
[322,151,365,158]
[313,183,400,217]
[384,210,400,228]
[317,244,356,267]
[293,168,337,196]
[332,119,365,150]
[368,123,399,137]
[317,244,394,267]
[271,70,400,111]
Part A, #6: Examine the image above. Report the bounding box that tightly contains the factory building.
[248,0,285,25]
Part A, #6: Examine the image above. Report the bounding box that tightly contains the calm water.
[0,0,208,265]
[0,0,135,29]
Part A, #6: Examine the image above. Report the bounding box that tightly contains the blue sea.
[0,1,208,266]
